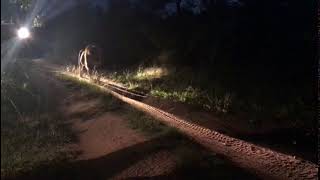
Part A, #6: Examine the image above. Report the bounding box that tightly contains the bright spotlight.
[17,27,30,39]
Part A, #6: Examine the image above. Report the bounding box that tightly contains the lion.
[78,44,102,77]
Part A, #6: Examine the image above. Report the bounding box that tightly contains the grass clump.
[102,64,314,132]
[1,114,74,177]
[62,63,316,135]
[63,65,235,114]
[107,65,235,114]
[58,73,123,112]
[1,62,75,177]
[59,69,180,138]
[150,86,201,103]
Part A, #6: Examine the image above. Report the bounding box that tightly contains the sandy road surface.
[11,59,179,179]
[33,60,318,180]
[96,81,318,180]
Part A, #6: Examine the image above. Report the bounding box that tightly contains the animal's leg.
[79,65,84,77]
[84,53,90,76]
[78,50,82,69]
[78,49,83,64]
[78,50,85,77]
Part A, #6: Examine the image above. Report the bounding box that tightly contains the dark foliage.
[26,0,319,131]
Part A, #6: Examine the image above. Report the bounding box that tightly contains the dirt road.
[11,59,180,179]
[87,78,318,179]
[13,59,317,180]
[53,63,318,179]
[6,59,257,180]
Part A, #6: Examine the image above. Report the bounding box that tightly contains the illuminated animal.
[78,44,102,77]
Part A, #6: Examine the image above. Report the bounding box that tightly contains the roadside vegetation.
[59,70,256,179]
[64,64,315,135]
[1,62,75,177]
[108,65,233,113]
[33,0,315,136]
[110,64,314,126]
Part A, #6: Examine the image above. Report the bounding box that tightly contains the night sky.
[90,0,109,10]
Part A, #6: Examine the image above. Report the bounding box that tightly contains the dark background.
[1,0,318,133]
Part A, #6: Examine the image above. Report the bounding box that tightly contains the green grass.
[1,113,75,177]
[62,64,316,135]
[58,73,123,112]
[58,72,174,137]
[1,63,75,177]
[58,74,103,93]
[58,70,257,179]
[100,64,315,132]
[106,65,235,114]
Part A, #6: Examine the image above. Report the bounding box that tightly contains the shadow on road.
[6,135,172,180]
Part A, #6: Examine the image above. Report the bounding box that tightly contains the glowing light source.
[17,27,30,39]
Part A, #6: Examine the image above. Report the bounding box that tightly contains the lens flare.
[17,27,30,39]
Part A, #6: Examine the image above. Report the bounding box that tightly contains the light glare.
[17,27,30,39]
